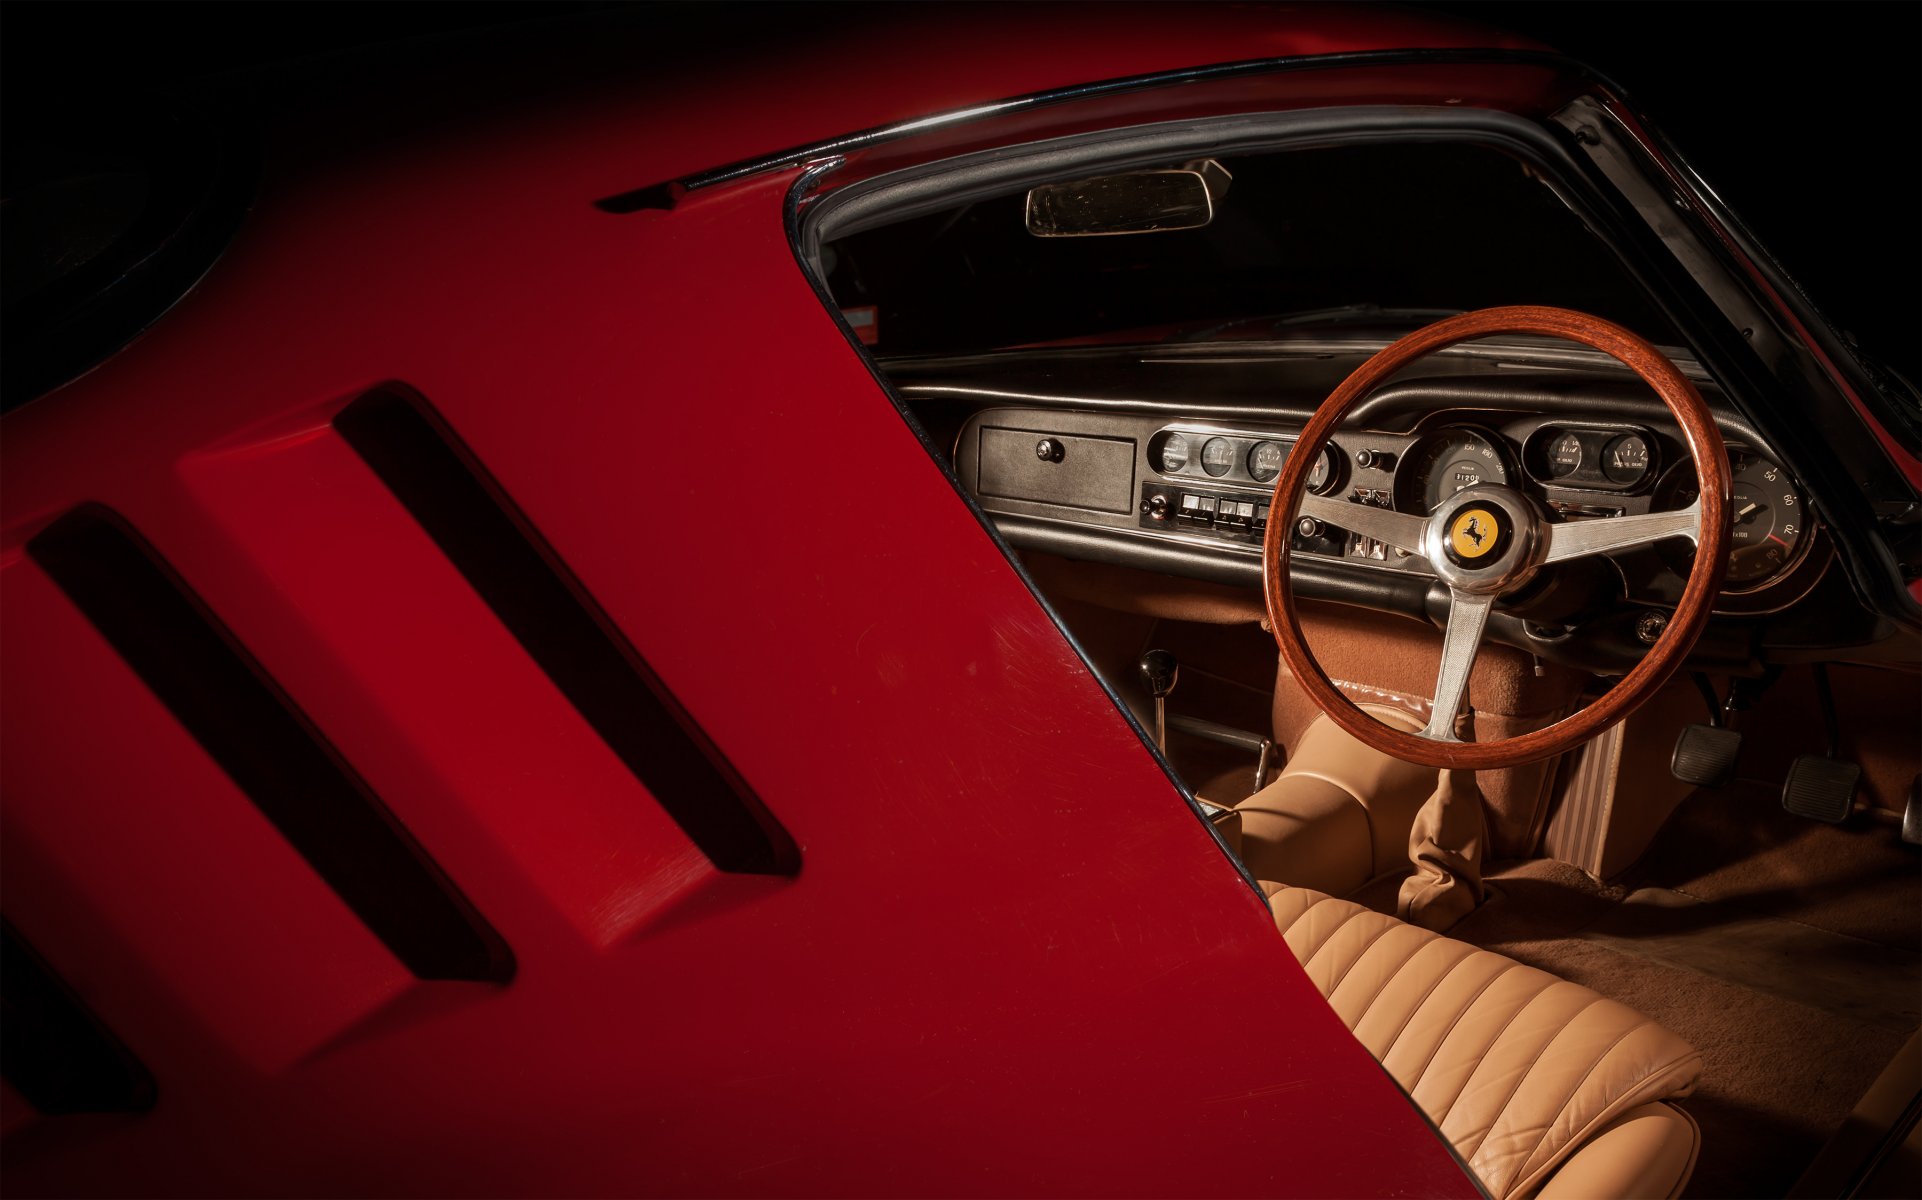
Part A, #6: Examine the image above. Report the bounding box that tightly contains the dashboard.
[884,336,1882,676]
[970,412,1826,614]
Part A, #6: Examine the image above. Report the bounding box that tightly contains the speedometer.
[1396,427,1512,514]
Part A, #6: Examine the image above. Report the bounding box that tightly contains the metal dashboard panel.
[976,425,1136,513]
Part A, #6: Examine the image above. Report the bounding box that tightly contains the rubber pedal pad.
[1781,755,1860,824]
[1671,723,1741,788]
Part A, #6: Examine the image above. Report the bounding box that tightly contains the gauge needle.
[1735,501,1760,519]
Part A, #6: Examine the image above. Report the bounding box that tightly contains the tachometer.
[1396,427,1512,513]
[1658,450,1812,590]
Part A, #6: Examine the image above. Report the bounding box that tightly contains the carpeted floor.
[1440,783,1922,1198]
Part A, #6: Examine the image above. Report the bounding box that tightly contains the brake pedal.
[1782,756,1859,823]
[1671,723,1741,788]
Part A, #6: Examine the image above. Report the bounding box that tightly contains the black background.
[4,1,1916,377]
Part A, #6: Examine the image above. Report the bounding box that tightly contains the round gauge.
[1657,450,1812,590]
[1304,444,1342,495]
[1726,454,1810,585]
[1155,433,1191,474]
[1546,432,1583,479]
[1200,436,1236,478]
[1248,440,1287,483]
[1397,427,1512,514]
[1603,434,1652,486]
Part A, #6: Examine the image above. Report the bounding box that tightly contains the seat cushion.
[1266,884,1702,1199]
[1536,1103,1700,1200]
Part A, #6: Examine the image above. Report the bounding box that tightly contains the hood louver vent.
[334,390,798,876]
[1,920,156,1115]
[26,509,514,983]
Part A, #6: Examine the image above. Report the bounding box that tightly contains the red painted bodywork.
[0,8,1580,1195]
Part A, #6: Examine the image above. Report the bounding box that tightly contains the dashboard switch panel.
[1147,484,1259,541]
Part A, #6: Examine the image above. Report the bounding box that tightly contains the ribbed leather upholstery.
[1266,884,1702,1199]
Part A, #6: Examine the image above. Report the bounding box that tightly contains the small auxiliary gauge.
[1603,434,1651,486]
[1200,437,1236,477]
[1155,433,1192,474]
[1547,432,1582,479]
[1248,440,1287,483]
[1304,444,1341,494]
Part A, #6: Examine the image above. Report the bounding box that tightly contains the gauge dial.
[1397,427,1511,513]
[1659,450,1811,589]
[1155,433,1191,474]
[1725,454,1809,585]
[1200,436,1236,477]
[1248,440,1287,483]
[1304,444,1341,495]
[1603,434,1652,486]
[1546,432,1582,479]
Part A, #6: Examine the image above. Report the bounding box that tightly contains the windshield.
[823,141,1678,357]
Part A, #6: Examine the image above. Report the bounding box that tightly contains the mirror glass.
[1025,161,1229,237]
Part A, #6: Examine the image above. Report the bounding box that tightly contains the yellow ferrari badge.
[1449,508,1500,559]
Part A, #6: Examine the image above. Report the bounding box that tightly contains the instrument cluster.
[1144,417,1826,612]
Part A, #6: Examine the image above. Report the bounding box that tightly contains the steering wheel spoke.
[1421,589,1493,742]
[1264,306,1729,769]
[1541,498,1703,564]
[1298,490,1428,556]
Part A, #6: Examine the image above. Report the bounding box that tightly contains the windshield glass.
[823,141,1678,357]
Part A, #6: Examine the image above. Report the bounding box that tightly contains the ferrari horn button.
[1445,506,1506,566]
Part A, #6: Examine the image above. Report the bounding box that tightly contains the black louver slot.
[1,920,157,1115]
[335,390,798,876]
[27,509,514,983]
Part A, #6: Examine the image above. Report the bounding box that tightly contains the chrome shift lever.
[1138,649,1178,753]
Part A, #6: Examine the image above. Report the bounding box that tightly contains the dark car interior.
[818,136,1921,1197]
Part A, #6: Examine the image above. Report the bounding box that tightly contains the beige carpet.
[1443,783,1922,1198]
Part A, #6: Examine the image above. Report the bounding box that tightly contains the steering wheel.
[1261,306,1731,770]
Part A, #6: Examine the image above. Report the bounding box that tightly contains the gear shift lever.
[1138,647,1275,798]
[1139,649,1178,752]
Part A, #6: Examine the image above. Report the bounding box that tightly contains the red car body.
[1,6,1910,1195]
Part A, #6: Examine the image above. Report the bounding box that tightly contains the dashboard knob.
[1296,517,1323,538]
[1035,438,1065,463]
[1636,612,1668,644]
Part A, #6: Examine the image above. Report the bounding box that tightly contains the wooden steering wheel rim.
[1261,306,1731,770]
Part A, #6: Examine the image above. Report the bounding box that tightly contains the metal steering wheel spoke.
[1420,589,1493,742]
[1541,498,1703,564]
[1297,490,1429,556]
[1263,306,1730,770]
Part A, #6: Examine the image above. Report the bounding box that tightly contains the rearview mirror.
[1025,159,1231,237]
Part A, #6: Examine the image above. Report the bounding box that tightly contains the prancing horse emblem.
[1449,507,1501,560]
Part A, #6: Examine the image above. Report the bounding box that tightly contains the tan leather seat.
[1267,885,1702,1199]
